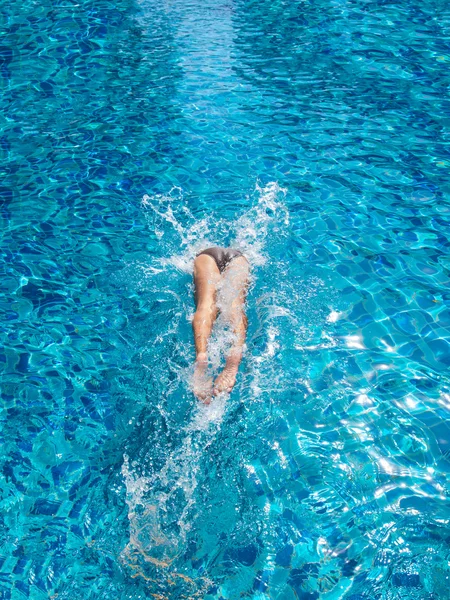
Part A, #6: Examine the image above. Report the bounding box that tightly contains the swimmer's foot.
[193,353,213,404]
[213,355,240,396]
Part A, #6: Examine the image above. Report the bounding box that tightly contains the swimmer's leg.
[192,254,221,402]
[214,256,249,395]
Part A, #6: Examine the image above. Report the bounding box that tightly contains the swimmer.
[192,247,250,402]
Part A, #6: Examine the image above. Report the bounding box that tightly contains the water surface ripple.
[1,0,449,598]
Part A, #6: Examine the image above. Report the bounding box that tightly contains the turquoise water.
[2,0,450,597]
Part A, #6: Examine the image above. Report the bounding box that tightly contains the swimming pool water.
[1,0,450,597]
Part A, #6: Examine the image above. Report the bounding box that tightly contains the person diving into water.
[192,247,250,403]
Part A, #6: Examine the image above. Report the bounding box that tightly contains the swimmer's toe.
[213,364,238,395]
[193,359,213,402]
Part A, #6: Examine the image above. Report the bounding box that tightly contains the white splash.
[141,181,288,273]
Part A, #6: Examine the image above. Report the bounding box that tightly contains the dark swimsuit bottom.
[197,247,245,273]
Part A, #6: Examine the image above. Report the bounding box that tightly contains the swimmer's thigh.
[221,256,250,307]
[193,254,221,309]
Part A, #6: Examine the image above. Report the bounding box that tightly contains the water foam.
[141,181,287,273]
[120,182,291,593]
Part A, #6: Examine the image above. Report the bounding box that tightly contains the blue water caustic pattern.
[1,0,450,597]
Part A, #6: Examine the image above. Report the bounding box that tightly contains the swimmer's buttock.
[196,247,245,273]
